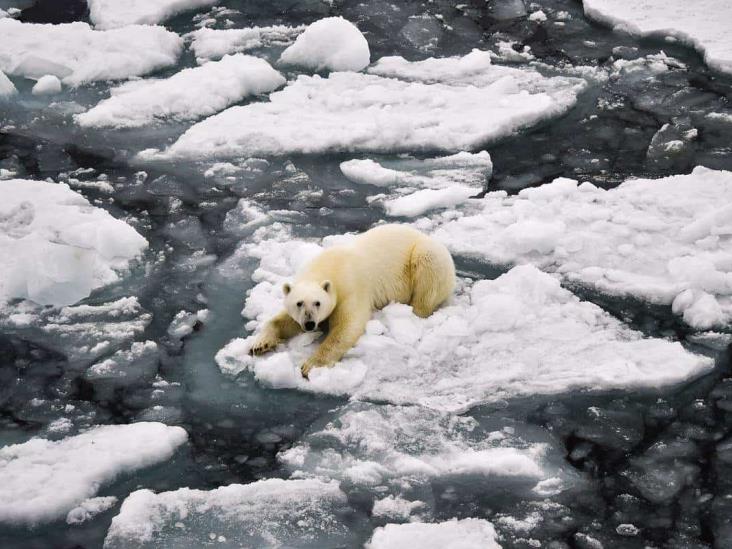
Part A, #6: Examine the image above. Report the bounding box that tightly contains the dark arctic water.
[1,0,731,548]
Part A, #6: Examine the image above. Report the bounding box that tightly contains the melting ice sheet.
[366,518,501,549]
[0,423,187,525]
[216,226,712,412]
[103,479,362,548]
[87,0,218,30]
[418,166,732,329]
[0,179,148,307]
[0,19,182,86]
[147,50,586,159]
[76,54,285,129]
[583,0,732,75]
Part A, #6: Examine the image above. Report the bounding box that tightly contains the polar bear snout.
[304,320,316,331]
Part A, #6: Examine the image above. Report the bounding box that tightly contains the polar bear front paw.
[249,332,279,356]
[301,356,328,378]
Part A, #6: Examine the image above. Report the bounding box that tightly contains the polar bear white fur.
[250,224,456,377]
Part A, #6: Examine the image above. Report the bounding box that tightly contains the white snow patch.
[0,179,148,307]
[87,0,217,30]
[0,423,187,525]
[367,518,501,549]
[583,0,732,74]
[0,19,183,86]
[76,55,285,129]
[188,25,304,62]
[104,479,354,548]
[419,167,732,329]
[146,49,585,159]
[279,16,370,72]
[66,496,118,525]
[215,229,712,412]
[31,74,62,95]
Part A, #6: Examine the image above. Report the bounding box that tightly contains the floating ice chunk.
[342,152,491,217]
[419,167,732,328]
[367,518,501,549]
[372,496,426,520]
[0,180,148,307]
[104,479,359,548]
[0,70,17,98]
[529,10,547,22]
[279,16,370,72]
[31,74,62,95]
[0,19,183,86]
[150,50,585,159]
[217,233,712,411]
[76,55,285,129]
[280,403,548,486]
[582,0,732,75]
[87,0,217,30]
[187,25,304,62]
[66,496,118,525]
[0,423,187,525]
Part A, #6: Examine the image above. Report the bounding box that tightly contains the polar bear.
[250,224,455,377]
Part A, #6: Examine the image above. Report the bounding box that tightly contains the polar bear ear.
[282,282,291,295]
[321,280,332,293]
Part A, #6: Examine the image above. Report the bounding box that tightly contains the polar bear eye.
[296,301,303,308]
[314,301,320,307]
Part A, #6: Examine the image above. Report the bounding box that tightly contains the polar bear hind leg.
[409,236,456,318]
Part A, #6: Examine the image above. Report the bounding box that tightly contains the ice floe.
[0,70,17,98]
[0,422,187,525]
[367,518,501,549]
[215,227,712,412]
[0,179,148,307]
[341,151,491,217]
[583,0,732,75]
[0,19,183,86]
[418,167,732,329]
[87,0,217,30]
[104,479,360,548]
[31,74,62,95]
[279,16,370,72]
[187,25,304,62]
[76,54,285,128]
[146,49,586,159]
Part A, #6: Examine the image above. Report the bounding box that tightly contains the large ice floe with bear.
[0,422,187,525]
[215,221,712,412]
[417,167,732,329]
[0,19,183,86]
[582,0,732,75]
[76,54,285,129]
[146,49,587,159]
[0,179,148,307]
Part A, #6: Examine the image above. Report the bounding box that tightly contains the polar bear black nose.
[304,321,316,331]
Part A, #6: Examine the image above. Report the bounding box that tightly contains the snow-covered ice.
[418,167,732,329]
[66,496,118,525]
[104,479,358,548]
[341,151,492,217]
[87,0,217,30]
[146,50,586,159]
[583,0,732,75]
[187,25,304,62]
[280,403,549,486]
[76,55,285,129]
[0,179,148,307]
[0,423,187,525]
[279,16,370,72]
[31,74,62,95]
[0,19,183,86]
[215,227,712,412]
[367,518,501,549]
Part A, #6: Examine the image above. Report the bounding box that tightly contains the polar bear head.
[283,280,336,332]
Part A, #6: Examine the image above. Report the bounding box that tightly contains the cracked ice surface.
[215,225,712,412]
[0,423,187,525]
[0,180,148,307]
[0,19,183,86]
[103,479,360,548]
[150,50,586,159]
[417,166,732,329]
[583,0,732,75]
